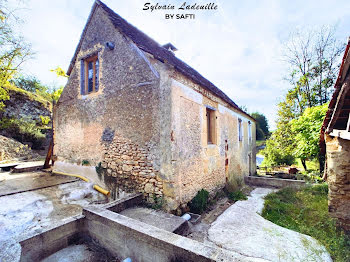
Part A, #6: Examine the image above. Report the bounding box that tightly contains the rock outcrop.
[0,135,39,161]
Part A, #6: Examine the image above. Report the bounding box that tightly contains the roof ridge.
[71,0,253,120]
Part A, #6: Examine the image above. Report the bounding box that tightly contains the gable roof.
[67,0,253,120]
[320,37,350,152]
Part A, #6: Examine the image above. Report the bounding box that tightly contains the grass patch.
[189,189,209,214]
[256,139,266,147]
[262,184,350,262]
[295,158,319,171]
[227,190,248,201]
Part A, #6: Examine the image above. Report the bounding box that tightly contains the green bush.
[82,159,90,166]
[0,117,46,149]
[262,184,350,262]
[227,190,248,202]
[189,189,209,214]
[151,195,164,210]
[39,115,51,126]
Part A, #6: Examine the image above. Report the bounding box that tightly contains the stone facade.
[325,133,350,233]
[53,3,256,212]
[99,133,163,202]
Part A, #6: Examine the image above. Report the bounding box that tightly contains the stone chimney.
[162,43,178,54]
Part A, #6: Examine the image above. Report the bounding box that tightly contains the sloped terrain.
[0,135,39,161]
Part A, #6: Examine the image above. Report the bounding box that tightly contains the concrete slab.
[41,244,101,262]
[208,188,332,262]
[12,161,44,173]
[119,206,187,233]
[0,172,78,197]
[0,181,114,261]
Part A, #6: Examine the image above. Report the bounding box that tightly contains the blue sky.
[9,0,350,129]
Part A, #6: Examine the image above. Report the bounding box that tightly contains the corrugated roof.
[67,0,254,120]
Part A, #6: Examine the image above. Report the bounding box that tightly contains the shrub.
[0,117,46,149]
[189,189,209,214]
[227,190,248,201]
[151,195,164,210]
[39,115,51,126]
[82,159,90,166]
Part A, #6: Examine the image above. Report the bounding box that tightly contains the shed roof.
[67,0,253,120]
[320,37,350,152]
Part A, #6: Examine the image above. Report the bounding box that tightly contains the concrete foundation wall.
[83,206,240,262]
[244,176,306,189]
[325,133,350,233]
[20,203,242,262]
[19,215,85,262]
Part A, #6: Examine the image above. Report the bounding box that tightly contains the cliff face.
[0,87,51,122]
[0,86,52,152]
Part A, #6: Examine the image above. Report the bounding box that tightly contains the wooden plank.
[44,140,53,169]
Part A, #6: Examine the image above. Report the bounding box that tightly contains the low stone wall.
[244,176,306,189]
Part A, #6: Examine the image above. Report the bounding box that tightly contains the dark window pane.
[207,108,212,143]
[80,60,85,95]
[95,59,99,91]
[88,61,93,92]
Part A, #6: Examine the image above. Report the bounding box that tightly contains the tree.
[10,75,47,93]
[290,103,328,170]
[262,26,344,169]
[0,0,32,109]
[283,26,344,116]
[251,112,269,139]
[261,103,296,167]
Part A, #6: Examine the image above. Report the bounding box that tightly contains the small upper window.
[81,54,99,95]
[206,108,216,144]
[238,118,243,141]
[248,121,252,142]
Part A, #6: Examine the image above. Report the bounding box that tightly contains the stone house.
[320,37,350,233]
[53,0,256,212]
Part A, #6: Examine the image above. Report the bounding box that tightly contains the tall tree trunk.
[301,158,307,171]
[319,153,325,173]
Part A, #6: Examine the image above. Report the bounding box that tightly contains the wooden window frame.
[84,54,98,94]
[206,108,216,145]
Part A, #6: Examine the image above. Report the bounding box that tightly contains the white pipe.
[181,213,191,221]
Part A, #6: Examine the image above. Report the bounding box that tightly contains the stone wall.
[54,4,256,212]
[53,5,161,192]
[166,77,256,211]
[325,133,350,233]
[99,133,163,202]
